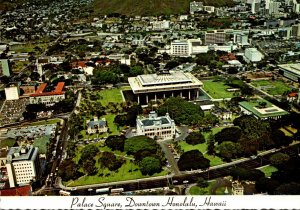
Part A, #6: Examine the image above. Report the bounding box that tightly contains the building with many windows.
[278,63,300,82]
[205,30,226,45]
[5,145,41,188]
[5,84,20,100]
[136,111,176,140]
[170,40,189,56]
[29,82,65,106]
[128,71,203,104]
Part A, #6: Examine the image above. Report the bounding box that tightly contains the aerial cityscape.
[1,0,300,199]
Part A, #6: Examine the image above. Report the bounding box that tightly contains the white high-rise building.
[6,145,41,188]
[245,48,264,62]
[170,40,189,56]
[5,85,20,100]
[136,111,176,140]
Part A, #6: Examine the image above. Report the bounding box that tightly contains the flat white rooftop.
[128,71,203,93]
[278,63,300,75]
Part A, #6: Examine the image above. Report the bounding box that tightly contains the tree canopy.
[140,156,162,175]
[177,150,210,171]
[214,127,242,144]
[157,97,204,126]
[185,132,205,145]
[124,135,158,155]
[105,135,125,151]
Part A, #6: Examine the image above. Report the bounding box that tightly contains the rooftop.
[138,71,192,86]
[30,82,65,97]
[7,145,38,162]
[239,99,289,119]
[278,63,300,75]
[138,111,174,127]
[128,71,202,93]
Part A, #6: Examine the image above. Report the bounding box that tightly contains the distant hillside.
[91,0,235,16]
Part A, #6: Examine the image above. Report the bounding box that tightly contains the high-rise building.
[292,23,300,37]
[5,84,20,100]
[0,59,11,77]
[205,30,226,45]
[269,1,281,14]
[6,145,41,188]
[170,40,189,56]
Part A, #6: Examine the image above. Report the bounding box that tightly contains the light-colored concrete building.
[136,111,176,140]
[128,71,203,104]
[244,48,264,62]
[5,85,20,100]
[278,63,300,82]
[239,98,289,120]
[232,181,244,195]
[0,59,11,77]
[170,40,189,56]
[6,145,41,188]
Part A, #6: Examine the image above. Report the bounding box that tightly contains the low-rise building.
[239,98,289,120]
[232,181,244,195]
[278,63,300,82]
[136,111,176,140]
[29,82,65,106]
[128,71,203,104]
[86,117,108,134]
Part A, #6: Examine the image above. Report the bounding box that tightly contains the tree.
[177,150,210,171]
[271,130,293,148]
[214,127,242,144]
[207,133,215,155]
[98,151,125,171]
[22,111,37,120]
[83,159,97,175]
[218,141,242,161]
[58,159,83,181]
[126,103,142,126]
[275,183,300,195]
[196,177,209,188]
[255,177,280,195]
[129,65,144,76]
[157,97,204,126]
[80,144,99,162]
[105,135,125,151]
[140,157,162,175]
[186,132,205,145]
[269,153,290,167]
[124,136,158,155]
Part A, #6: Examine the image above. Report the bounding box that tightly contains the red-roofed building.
[287,92,298,102]
[0,185,32,196]
[29,82,65,106]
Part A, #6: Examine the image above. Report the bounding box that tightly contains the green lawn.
[66,159,168,186]
[259,165,278,177]
[202,80,236,99]
[179,141,207,153]
[97,88,124,106]
[179,127,225,167]
[0,139,16,148]
[251,80,293,96]
[30,119,61,126]
[189,181,216,195]
[33,136,50,154]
